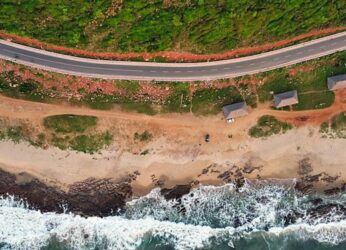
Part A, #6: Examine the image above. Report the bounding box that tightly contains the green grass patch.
[293,91,335,111]
[249,115,293,138]
[120,102,157,115]
[192,87,243,115]
[70,132,113,154]
[116,81,140,93]
[162,82,191,113]
[1,1,344,54]
[43,115,98,133]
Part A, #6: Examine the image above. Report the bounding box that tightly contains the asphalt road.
[0,32,345,81]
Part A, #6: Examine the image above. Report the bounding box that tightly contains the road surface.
[0,32,345,81]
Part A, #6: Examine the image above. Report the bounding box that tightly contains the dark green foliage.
[0,71,47,102]
[1,0,345,53]
[134,131,153,142]
[70,132,113,154]
[5,126,24,143]
[249,115,293,138]
[43,115,98,133]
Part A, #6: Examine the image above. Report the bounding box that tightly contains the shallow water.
[1,181,346,249]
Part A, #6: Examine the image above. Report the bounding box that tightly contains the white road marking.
[3,49,144,72]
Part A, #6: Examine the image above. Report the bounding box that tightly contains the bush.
[43,115,98,133]
[249,115,293,138]
[134,131,153,142]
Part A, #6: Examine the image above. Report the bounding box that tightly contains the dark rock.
[235,176,245,190]
[0,169,67,213]
[68,178,132,217]
[0,169,132,217]
[324,187,341,196]
[306,204,346,220]
[297,158,313,175]
[160,184,191,200]
[320,173,340,183]
[310,198,323,205]
[294,181,314,194]
[303,174,322,183]
[217,170,231,181]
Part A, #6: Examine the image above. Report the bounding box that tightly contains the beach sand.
[0,94,344,196]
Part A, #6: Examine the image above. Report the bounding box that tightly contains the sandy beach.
[0,125,344,196]
[0,92,344,198]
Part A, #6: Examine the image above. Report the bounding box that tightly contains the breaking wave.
[1,181,346,249]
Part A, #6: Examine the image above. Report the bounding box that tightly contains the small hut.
[327,74,346,91]
[273,90,299,108]
[222,102,248,123]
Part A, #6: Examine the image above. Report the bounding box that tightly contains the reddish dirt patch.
[0,60,171,103]
[288,65,316,77]
[1,27,345,62]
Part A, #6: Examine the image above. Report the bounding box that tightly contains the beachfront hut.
[273,90,299,108]
[327,74,346,91]
[222,102,249,123]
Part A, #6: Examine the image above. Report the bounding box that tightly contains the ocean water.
[1,180,346,250]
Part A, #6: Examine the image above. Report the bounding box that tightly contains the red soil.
[1,27,345,63]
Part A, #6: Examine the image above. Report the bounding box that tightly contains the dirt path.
[0,89,344,130]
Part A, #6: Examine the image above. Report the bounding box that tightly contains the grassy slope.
[0,0,345,53]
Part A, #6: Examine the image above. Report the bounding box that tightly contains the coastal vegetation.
[249,115,293,138]
[0,51,345,116]
[0,115,112,154]
[134,131,153,142]
[43,115,98,133]
[0,1,345,54]
[320,112,346,138]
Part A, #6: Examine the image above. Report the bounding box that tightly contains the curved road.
[0,32,346,81]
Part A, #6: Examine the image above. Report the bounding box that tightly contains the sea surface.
[1,180,346,250]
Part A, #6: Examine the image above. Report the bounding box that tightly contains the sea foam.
[1,181,346,249]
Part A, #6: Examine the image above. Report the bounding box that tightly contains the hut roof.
[328,74,346,91]
[273,90,299,108]
[222,102,248,120]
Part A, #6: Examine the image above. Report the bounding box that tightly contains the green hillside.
[0,0,345,53]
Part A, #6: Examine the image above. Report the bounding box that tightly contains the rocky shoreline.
[0,169,132,217]
[1,164,346,219]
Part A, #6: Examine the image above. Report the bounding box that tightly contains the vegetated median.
[0,51,345,116]
[0,0,345,62]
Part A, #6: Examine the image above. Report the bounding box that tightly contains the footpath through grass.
[0,1,345,54]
